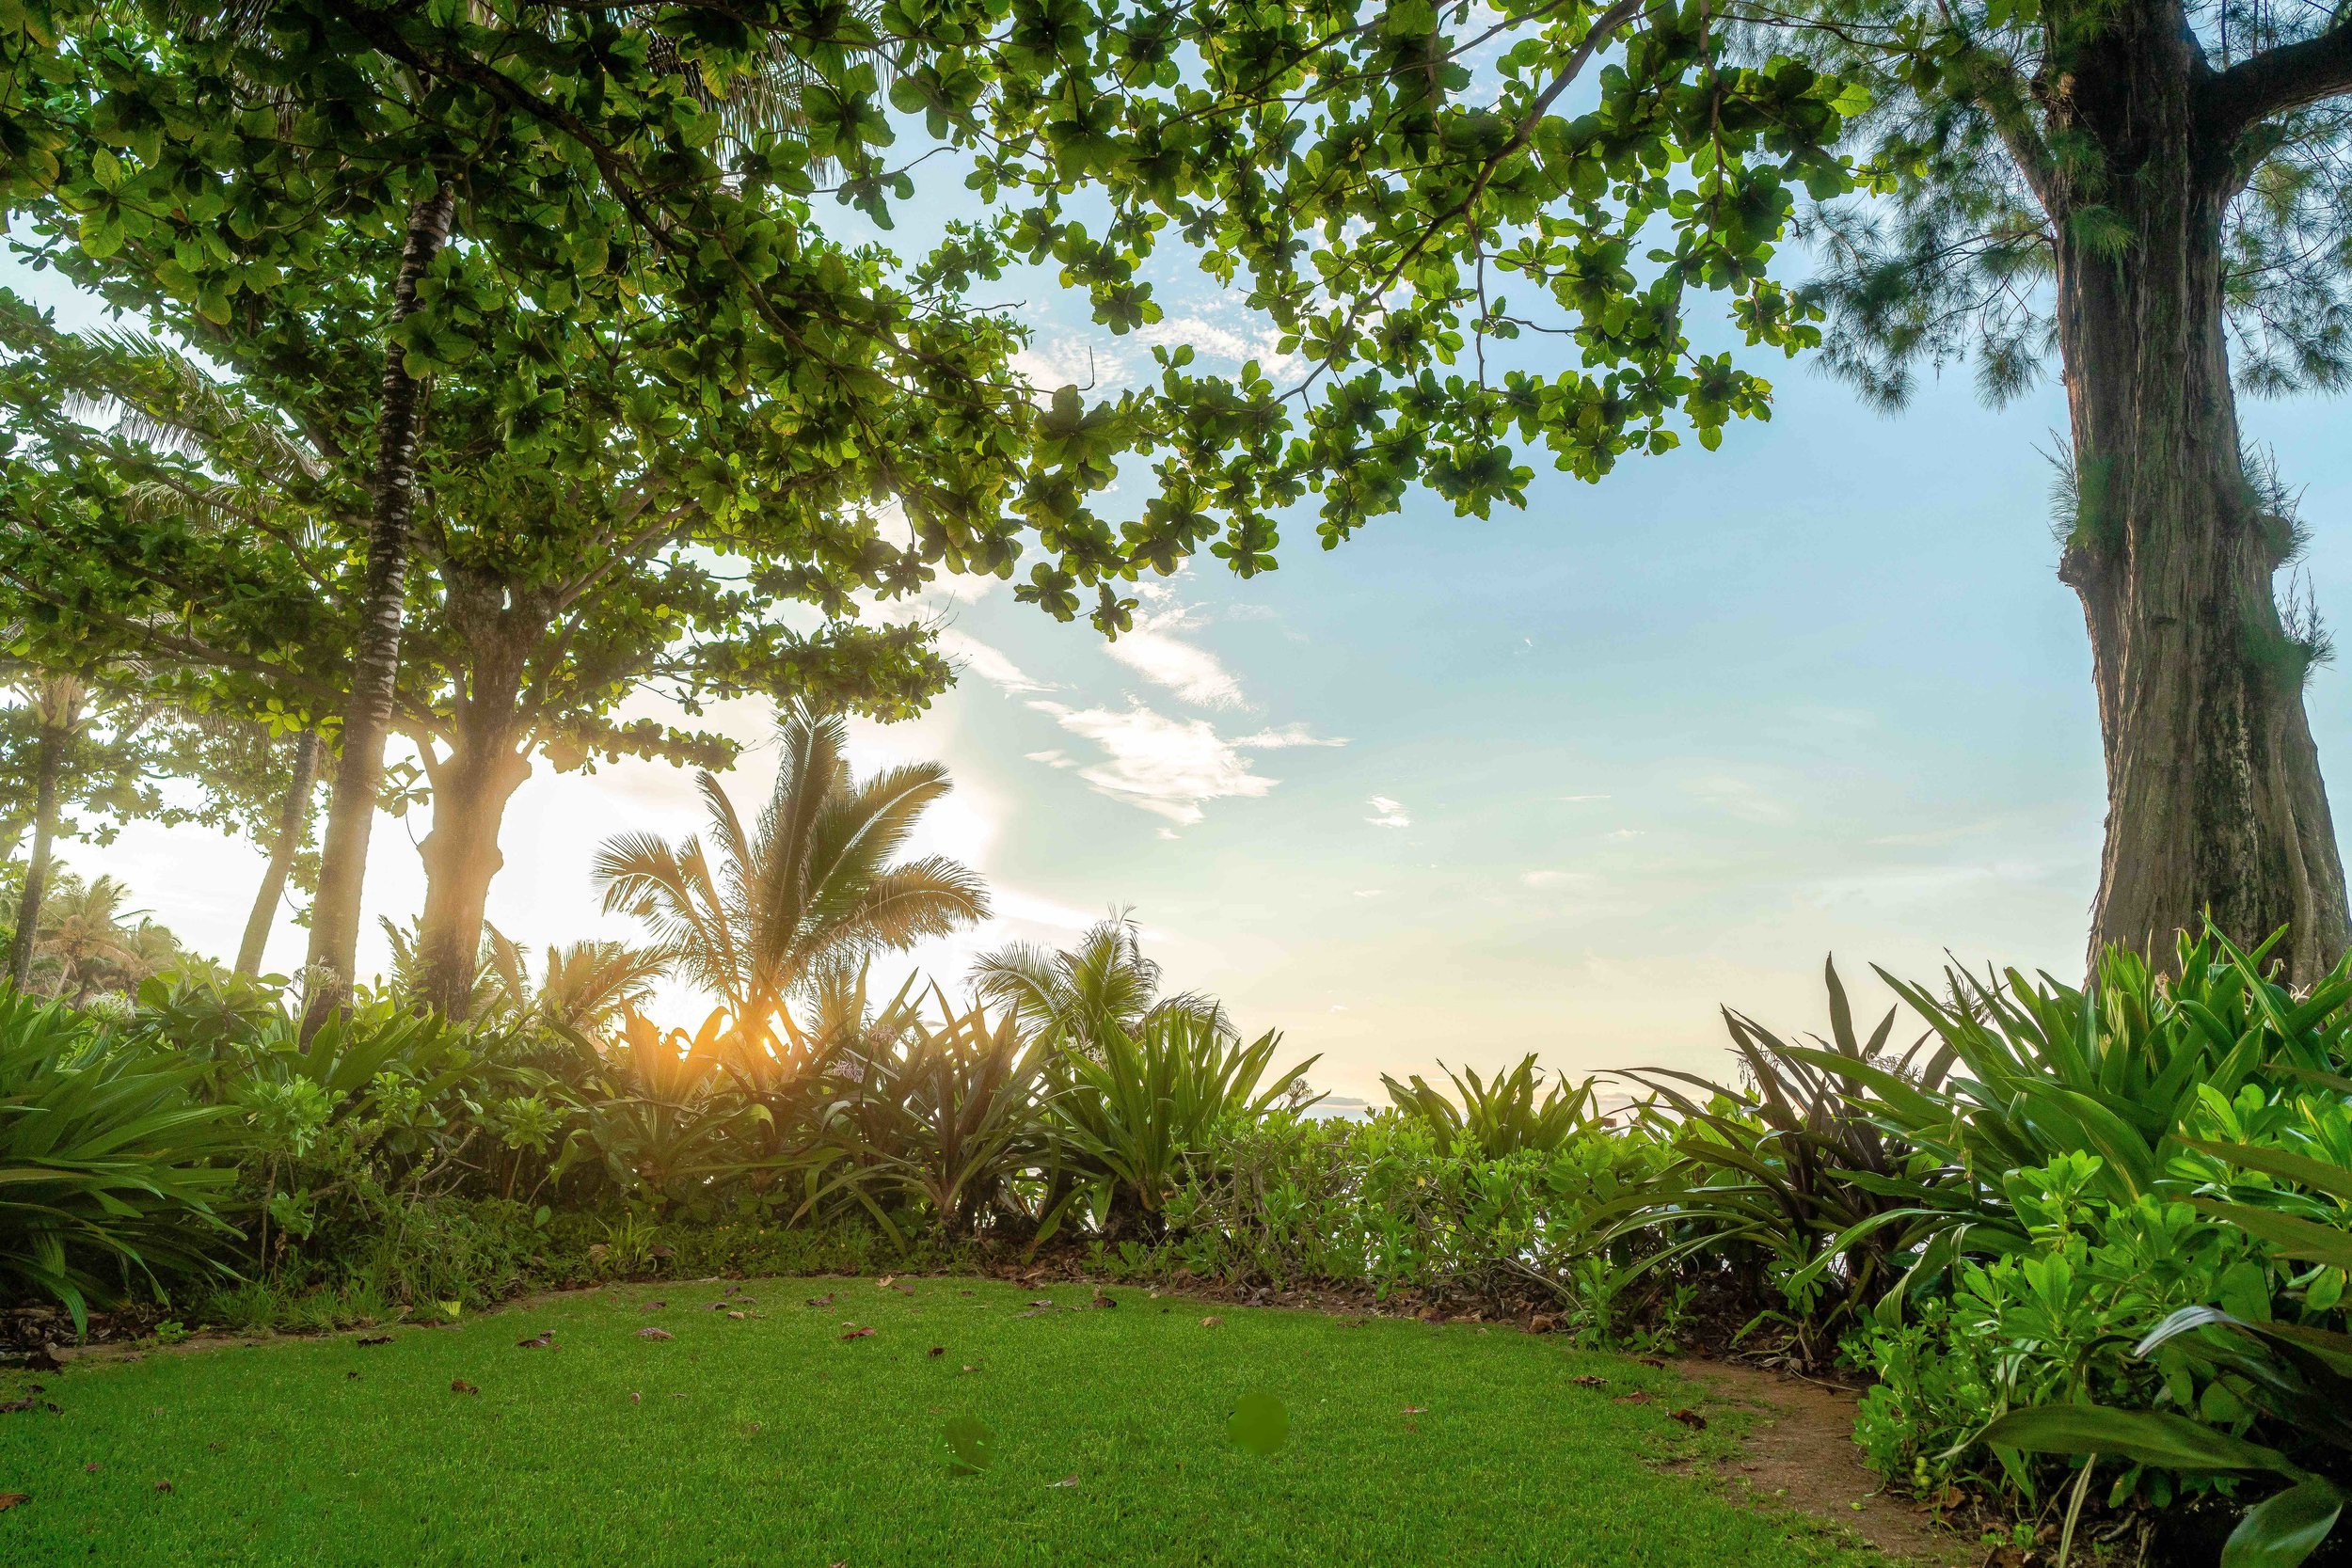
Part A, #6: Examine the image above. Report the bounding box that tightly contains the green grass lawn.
[0,1276,1895,1567]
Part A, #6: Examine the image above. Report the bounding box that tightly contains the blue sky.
[14,193,2352,1105]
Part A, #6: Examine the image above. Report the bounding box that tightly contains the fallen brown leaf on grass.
[1401,1406,1428,1415]
[636,1327,675,1340]
[1637,1355,1669,1369]
[840,1326,876,1341]
[1048,1475,1080,1489]
[1613,1391,1652,1405]
[630,1393,642,1404]
[0,1396,35,1414]
[928,1346,946,1357]
[805,1293,835,1307]
[1528,1315,1556,1334]
[726,1310,748,1321]
[1668,1408,1708,1431]
[345,1371,360,1382]
[355,1335,392,1347]
[153,1481,173,1494]
[83,1465,99,1473]
[878,1275,895,1289]
[960,1365,977,1373]
[0,1492,26,1509]
[516,1333,558,1349]
[1027,1299,1054,1308]
[451,1380,479,1395]
[1568,1374,1608,1387]
[1200,1316,1223,1328]
[641,1301,667,1312]
[1015,1309,1044,1320]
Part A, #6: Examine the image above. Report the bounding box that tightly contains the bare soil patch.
[1689,1360,1973,1566]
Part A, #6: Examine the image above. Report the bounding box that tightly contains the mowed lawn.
[1,1277,1892,1567]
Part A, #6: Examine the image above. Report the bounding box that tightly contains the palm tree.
[970,910,1231,1055]
[379,919,666,1037]
[593,705,989,1030]
[33,875,179,1002]
[516,940,670,1037]
[5,672,86,990]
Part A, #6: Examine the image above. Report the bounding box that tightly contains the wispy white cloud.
[1867,818,1999,848]
[1352,889,1385,899]
[1105,622,1247,708]
[1009,331,1133,398]
[1520,869,1601,891]
[938,628,1052,695]
[1365,795,1412,829]
[1604,828,1645,841]
[1236,723,1346,750]
[921,572,1004,606]
[1137,308,1295,377]
[1026,749,1074,768]
[1558,793,1611,803]
[1027,700,1343,826]
[1100,589,1261,710]
[1687,774,1789,824]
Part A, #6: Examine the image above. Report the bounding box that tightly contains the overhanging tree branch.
[2203,23,2352,142]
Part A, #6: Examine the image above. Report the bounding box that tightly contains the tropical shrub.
[1628,960,1948,1356]
[1381,1053,1604,1158]
[0,991,241,1329]
[1057,1016,1315,1236]
[1156,1108,1682,1338]
[555,1008,769,1211]
[792,991,1057,1242]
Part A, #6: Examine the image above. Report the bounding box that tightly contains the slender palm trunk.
[2044,0,2349,980]
[302,184,455,1029]
[236,730,322,977]
[8,723,64,991]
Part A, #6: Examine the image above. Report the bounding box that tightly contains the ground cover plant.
[0,1277,1898,1568]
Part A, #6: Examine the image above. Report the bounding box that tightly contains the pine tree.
[1781,0,2352,975]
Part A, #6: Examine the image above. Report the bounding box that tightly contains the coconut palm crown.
[970,910,1232,1054]
[593,705,988,1027]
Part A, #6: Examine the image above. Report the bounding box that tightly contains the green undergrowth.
[0,1276,1897,1567]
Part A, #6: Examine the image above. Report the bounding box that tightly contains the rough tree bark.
[2041,0,2352,981]
[235,730,322,978]
[6,714,66,992]
[414,584,546,1020]
[302,183,456,1029]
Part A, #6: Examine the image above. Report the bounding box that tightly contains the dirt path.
[1689,1361,1975,1566]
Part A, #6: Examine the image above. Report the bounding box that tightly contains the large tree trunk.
[7,721,64,992]
[414,735,532,1021]
[2043,0,2351,983]
[414,593,541,1020]
[236,730,322,978]
[302,184,456,1030]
